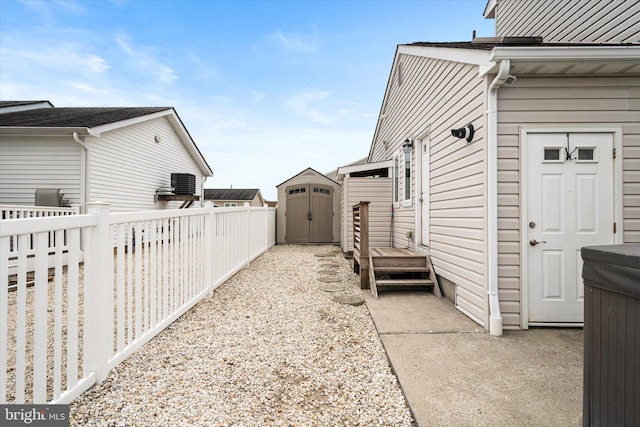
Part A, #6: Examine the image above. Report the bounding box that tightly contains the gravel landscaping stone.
[69,244,413,426]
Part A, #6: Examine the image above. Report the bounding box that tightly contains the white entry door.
[527,132,615,324]
[420,138,429,246]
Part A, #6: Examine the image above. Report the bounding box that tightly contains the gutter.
[486,59,511,337]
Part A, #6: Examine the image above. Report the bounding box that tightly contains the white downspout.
[487,59,511,337]
[202,176,208,207]
[72,132,89,213]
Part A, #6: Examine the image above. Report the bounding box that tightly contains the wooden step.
[371,257,427,268]
[375,279,434,286]
[372,266,430,274]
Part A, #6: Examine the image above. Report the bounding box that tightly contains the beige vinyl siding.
[0,136,82,206]
[494,0,640,43]
[341,176,392,252]
[276,169,341,244]
[497,75,640,328]
[370,52,489,326]
[88,116,204,213]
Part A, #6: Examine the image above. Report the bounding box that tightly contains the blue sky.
[0,0,495,200]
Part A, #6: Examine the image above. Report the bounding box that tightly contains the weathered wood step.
[371,258,427,268]
[373,266,430,273]
[375,279,434,286]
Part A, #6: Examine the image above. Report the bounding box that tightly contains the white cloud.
[114,33,178,83]
[270,28,319,53]
[284,89,334,125]
[251,91,266,103]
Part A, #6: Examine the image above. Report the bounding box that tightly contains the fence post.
[264,207,268,250]
[206,205,215,297]
[84,202,113,383]
[245,206,251,266]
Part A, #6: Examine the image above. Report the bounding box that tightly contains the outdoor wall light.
[451,124,474,142]
[402,139,414,154]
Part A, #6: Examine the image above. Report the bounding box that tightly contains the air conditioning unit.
[35,188,64,206]
[171,173,196,195]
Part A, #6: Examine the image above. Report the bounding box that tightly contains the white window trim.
[393,155,400,207]
[403,149,412,207]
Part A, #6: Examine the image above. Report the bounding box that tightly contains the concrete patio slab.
[364,290,584,426]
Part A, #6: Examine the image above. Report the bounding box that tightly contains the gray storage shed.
[276,168,341,244]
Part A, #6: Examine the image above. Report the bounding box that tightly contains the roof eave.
[0,127,91,137]
[490,45,640,62]
[336,159,393,180]
[483,0,497,18]
[398,44,492,66]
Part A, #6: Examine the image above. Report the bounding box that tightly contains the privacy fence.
[0,203,276,405]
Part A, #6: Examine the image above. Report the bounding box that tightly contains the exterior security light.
[451,124,475,142]
[402,139,414,153]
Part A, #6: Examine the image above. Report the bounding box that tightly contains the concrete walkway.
[363,291,584,426]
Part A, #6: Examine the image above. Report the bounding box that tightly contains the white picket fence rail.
[1,205,81,263]
[0,203,276,405]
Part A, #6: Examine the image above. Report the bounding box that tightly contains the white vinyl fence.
[0,203,276,405]
[1,205,81,269]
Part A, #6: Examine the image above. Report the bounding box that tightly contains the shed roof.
[204,188,260,201]
[276,167,340,188]
[0,107,171,127]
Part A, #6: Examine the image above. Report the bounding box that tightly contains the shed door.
[310,186,333,242]
[286,185,310,243]
[527,132,614,324]
[285,185,333,243]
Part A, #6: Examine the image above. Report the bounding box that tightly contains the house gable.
[0,107,212,177]
[0,106,213,212]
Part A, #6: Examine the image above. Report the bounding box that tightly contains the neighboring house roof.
[0,106,213,177]
[0,100,54,113]
[204,188,261,201]
[0,100,54,109]
[0,107,171,127]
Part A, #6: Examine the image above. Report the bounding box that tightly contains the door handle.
[529,239,547,246]
[307,211,312,221]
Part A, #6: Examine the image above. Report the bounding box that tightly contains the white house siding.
[497,75,640,328]
[87,116,204,212]
[370,52,489,326]
[276,169,341,245]
[341,176,392,252]
[493,0,640,43]
[0,136,81,206]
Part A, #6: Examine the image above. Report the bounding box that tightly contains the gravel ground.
[70,245,414,426]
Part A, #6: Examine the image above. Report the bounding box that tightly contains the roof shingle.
[0,107,171,127]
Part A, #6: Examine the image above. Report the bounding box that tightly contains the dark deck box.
[581,244,640,427]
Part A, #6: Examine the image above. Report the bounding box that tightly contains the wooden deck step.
[373,266,430,273]
[368,248,442,300]
[375,279,434,286]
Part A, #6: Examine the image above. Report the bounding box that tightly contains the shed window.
[288,188,306,195]
[224,203,237,207]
